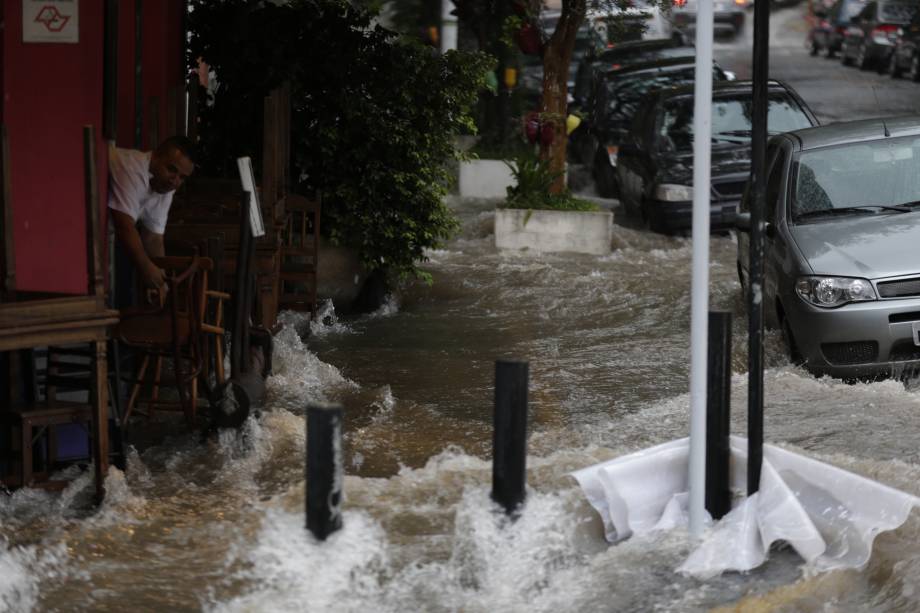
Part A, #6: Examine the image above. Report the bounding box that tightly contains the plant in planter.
[496,151,611,255]
[504,152,598,212]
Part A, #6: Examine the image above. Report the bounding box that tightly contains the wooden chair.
[279,193,320,317]
[117,255,226,427]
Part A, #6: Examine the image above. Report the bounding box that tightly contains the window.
[792,135,920,220]
[657,92,813,153]
[766,146,788,220]
[740,143,782,215]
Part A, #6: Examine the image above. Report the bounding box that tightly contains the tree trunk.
[541,0,586,193]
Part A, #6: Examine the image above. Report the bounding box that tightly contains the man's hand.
[142,261,166,290]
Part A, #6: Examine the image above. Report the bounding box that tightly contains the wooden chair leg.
[123,355,150,427]
[214,334,225,386]
[49,424,59,474]
[189,377,198,425]
[46,347,58,407]
[150,356,163,419]
[20,422,32,487]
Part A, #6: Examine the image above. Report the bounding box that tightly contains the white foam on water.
[0,540,73,612]
[305,301,353,337]
[204,444,721,612]
[267,315,358,409]
[363,294,400,319]
[206,508,390,612]
[87,466,150,527]
[368,385,396,425]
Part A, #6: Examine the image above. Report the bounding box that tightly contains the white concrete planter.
[494,208,613,256]
[458,159,515,199]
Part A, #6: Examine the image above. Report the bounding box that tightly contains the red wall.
[4,0,186,294]
[3,0,107,294]
[116,0,137,148]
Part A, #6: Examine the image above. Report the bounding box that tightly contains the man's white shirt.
[107,146,173,234]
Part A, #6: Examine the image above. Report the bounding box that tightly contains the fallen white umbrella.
[571,436,920,579]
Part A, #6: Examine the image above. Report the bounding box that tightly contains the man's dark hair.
[156,135,197,165]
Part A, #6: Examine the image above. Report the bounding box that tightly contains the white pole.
[441,0,458,53]
[689,0,714,537]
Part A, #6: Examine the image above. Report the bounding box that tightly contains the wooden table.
[0,295,118,500]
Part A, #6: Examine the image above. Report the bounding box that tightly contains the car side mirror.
[734,212,751,232]
[733,213,775,237]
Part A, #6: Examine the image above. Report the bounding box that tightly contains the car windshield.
[880,1,917,21]
[658,92,813,152]
[792,135,920,220]
[843,0,867,18]
[604,66,719,121]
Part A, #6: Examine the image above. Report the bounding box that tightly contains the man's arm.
[111,209,165,289]
[140,226,165,258]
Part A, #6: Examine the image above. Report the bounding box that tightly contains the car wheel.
[878,53,891,74]
[856,43,871,70]
[890,52,903,78]
[911,54,920,82]
[810,39,820,56]
[841,45,853,65]
[639,201,652,229]
[781,316,804,366]
[594,156,615,199]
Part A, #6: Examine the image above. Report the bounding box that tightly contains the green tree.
[189,0,491,282]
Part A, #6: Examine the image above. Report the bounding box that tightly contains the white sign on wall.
[22,0,79,44]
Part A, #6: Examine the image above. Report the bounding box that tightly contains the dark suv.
[581,58,727,198]
[888,5,920,78]
[840,0,919,69]
[615,80,818,233]
[571,38,694,113]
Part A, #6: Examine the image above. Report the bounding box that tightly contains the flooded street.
[5,4,920,612]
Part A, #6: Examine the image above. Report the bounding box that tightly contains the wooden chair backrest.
[151,255,214,326]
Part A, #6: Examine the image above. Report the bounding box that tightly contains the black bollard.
[492,360,528,516]
[306,403,344,540]
[706,311,733,520]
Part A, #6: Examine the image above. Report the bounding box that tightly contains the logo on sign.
[34,5,70,33]
[22,0,79,43]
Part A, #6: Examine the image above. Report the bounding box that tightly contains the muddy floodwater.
[3,194,920,612]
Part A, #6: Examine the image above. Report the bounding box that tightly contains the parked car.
[572,38,695,112]
[616,80,818,232]
[839,0,919,70]
[582,57,728,197]
[735,117,920,379]
[589,0,678,46]
[888,4,920,77]
[809,0,868,57]
[671,0,748,39]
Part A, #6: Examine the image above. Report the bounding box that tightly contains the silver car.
[737,116,920,379]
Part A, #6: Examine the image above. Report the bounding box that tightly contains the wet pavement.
[4,5,920,611]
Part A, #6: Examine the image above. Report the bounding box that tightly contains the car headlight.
[654,183,694,202]
[795,276,876,308]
